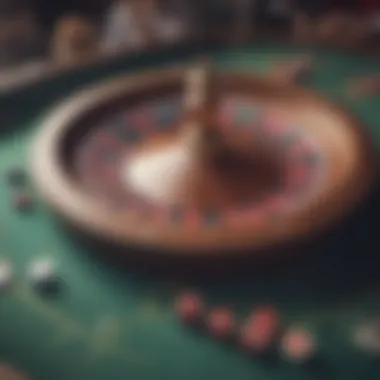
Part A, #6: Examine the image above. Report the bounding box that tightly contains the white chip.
[0,261,13,290]
[353,322,380,355]
[28,259,56,283]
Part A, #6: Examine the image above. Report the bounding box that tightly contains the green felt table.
[0,43,380,380]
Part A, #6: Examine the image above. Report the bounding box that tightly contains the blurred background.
[0,0,379,88]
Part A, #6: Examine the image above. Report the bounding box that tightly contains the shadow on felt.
[46,176,380,312]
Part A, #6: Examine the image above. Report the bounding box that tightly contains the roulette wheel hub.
[31,62,375,254]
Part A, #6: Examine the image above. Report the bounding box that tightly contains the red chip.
[240,307,281,353]
[175,293,204,323]
[251,307,280,330]
[207,307,236,339]
[281,328,316,363]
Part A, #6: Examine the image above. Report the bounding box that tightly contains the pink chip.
[175,293,204,323]
[281,328,316,363]
[240,326,273,353]
[240,307,281,354]
[207,307,236,339]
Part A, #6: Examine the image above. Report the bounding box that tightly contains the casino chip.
[353,319,380,355]
[239,306,281,354]
[280,327,316,363]
[0,261,13,291]
[206,307,236,339]
[175,292,204,324]
[28,259,59,293]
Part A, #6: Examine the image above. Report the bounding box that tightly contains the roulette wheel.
[31,60,374,255]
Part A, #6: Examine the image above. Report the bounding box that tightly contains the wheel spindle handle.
[181,59,223,156]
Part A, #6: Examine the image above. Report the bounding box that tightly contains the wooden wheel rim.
[31,67,375,254]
